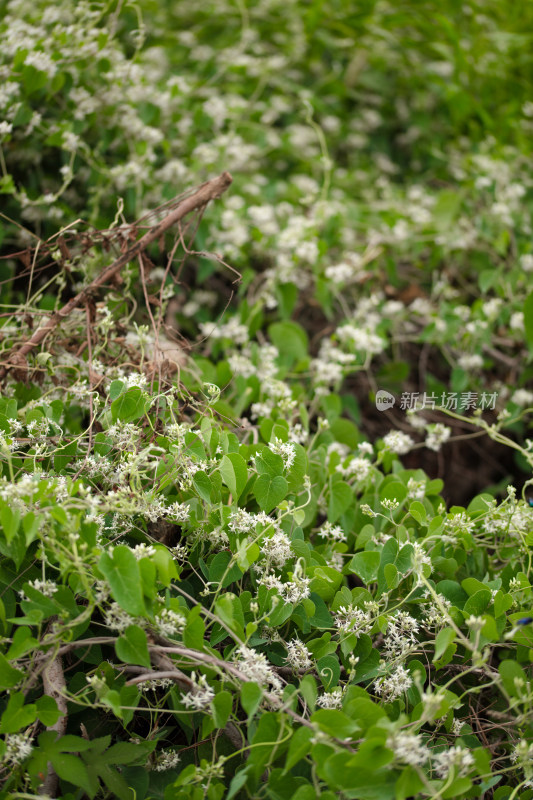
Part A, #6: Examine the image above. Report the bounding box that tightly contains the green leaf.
[241,682,263,718]
[499,660,528,698]
[283,725,313,773]
[6,627,39,660]
[247,712,283,780]
[226,768,251,800]
[433,627,456,662]
[409,501,426,524]
[183,607,205,649]
[209,551,243,588]
[211,691,232,729]
[463,589,491,617]
[254,447,284,477]
[115,625,151,668]
[35,696,61,727]
[0,503,21,544]
[316,655,340,689]
[348,551,380,584]
[268,321,308,365]
[0,692,37,733]
[99,740,156,765]
[111,387,146,423]
[96,763,135,800]
[286,444,307,493]
[299,675,317,710]
[22,512,40,546]
[524,291,533,351]
[310,709,360,739]
[328,481,353,523]
[219,453,248,498]
[0,652,24,690]
[50,753,93,795]
[193,470,213,503]
[109,380,125,400]
[384,562,398,589]
[98,546,145,616]
[254,473,288,512]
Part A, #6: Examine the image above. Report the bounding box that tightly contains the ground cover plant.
[1,0,533,798]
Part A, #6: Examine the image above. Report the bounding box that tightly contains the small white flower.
[104,602,137,632]
[27,579,58,597]
[153,748,181,772]
[519,254,533,272]
[180,672,215,710]
[317,522,346,542]
[433,745,474,779]
[387,732,429,766]
[465,615,484,631]
[155,608,186,637]
[316,687,344,709]
[2,733,33,765]
[425,423,451,452]
[457,353,483,370]
[374,665,413,702]
[383,431,414,455]
[285,638,313,670]
[131,543,156,560]
[268,438,296,469]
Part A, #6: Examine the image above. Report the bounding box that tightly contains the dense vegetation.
[1,1,533,799]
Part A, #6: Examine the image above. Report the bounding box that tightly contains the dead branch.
[0,171,233,380]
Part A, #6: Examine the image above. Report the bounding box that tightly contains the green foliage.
[0,0,533,797]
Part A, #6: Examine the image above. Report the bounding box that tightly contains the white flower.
[27,579,58,597]
[155,608,186,637]
[425,424,451,452]
[234,645,282,693]
[457,353,483,370]
[387,732,429,766]
[131,543,156,560]
[519,254,533,272]
[153,748,181,772]
[383,611,420,658]
[166,502,190,523]
[317,522,346,542]
[279,576,311,604]
[374,665,413,702]
[512,389,533,407]
[337,456,372,481]
[433,745,474,779]
[407,478,426,499]
[337,324,386,355]
[334,605,373,636]
[316,687,344,709]
[465,615,484,631]
[2,733,33,765]
[325,262,354,283]
[24,50,57,77]
[285,638,313,670]
[383,431,414,455]
[104,602,137,632]
[180,672,215,710]
[260,531,293,568]
[268,438,296,469]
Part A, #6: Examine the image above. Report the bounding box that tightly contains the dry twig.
[0,171,233,380]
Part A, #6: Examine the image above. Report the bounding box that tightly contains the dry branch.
[0,171,233,380]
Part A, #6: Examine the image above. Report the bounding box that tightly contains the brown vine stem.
[0,170,233,380]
